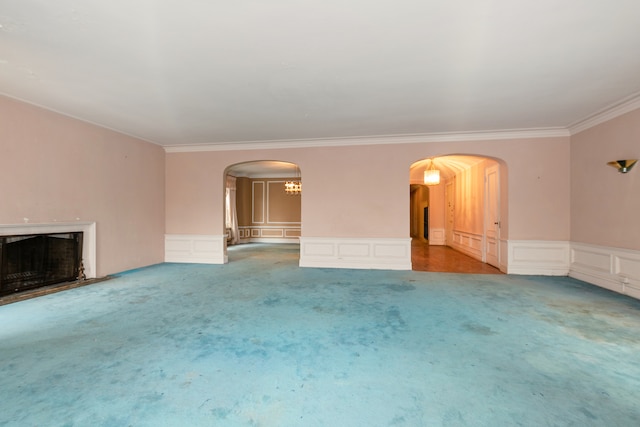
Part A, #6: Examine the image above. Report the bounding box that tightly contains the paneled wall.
[236,177,301,243]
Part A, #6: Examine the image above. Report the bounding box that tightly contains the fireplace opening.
[0,232,83,297]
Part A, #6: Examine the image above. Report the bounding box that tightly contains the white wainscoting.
[428,228,446,245]
[165,234,226,264]
[0,222,97,279]
[238,226,301,244]
[499,239,509,273]
[450,230,483,260]
[569,242,640,299]
[506,240,570,275]
[299,237,412,270]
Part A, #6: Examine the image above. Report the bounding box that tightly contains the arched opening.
[224,160,302,262]
[409,155,507,273]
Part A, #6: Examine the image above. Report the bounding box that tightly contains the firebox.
[0,232,83,296]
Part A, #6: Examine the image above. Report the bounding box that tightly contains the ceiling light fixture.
[423,159,440,186]
[607,159,637,174]
[284,164,302,195]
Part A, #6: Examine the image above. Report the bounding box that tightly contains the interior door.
[485,165,500,268]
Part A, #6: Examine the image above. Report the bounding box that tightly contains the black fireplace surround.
[0,232,83,296]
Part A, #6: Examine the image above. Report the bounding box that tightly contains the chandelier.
[423,159,440,186]
[284,164,302,195]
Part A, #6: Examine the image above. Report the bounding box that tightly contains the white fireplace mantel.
[0,222,97,279]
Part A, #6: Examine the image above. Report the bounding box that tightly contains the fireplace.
[0,222,96,298]
[0,232,83,296]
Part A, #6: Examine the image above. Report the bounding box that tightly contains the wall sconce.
[607,159,637,174]
[423,159,440,185]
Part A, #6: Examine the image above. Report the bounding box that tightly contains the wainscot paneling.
[165,234,226,264]
[506,240,570,275]
[450,230,483,260]
[428,228,446,245]
[299,237,412,270]
[238,226,301,244]
[499,239,509,273]
[569,242,640,300]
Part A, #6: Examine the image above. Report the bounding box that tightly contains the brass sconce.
[607,159,637,174]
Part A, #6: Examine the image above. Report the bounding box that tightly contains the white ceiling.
[2,1,640,148]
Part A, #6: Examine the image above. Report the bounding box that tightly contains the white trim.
[499,239,509,273]
[484,164,501,268]
[237,226,301,243]
[299,237,412,270]
[2,94,159,147]
[568,92,640,135]
[428,228,446,245]
[260,228,284,238]
[284,228,302,238]
[450,230,483,261]
[165,234,226,264]
[0,222,97,279]
[163,128,569,153]
[506,240,570,275]
[246,238,299,244]
[569,242,640,300]
[252,181,265,224]
[266,181,301,224]
[162,92,640,152]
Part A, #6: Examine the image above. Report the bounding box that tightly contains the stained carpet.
[1,244,639,426]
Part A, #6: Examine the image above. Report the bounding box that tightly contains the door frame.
[484,164,500,268]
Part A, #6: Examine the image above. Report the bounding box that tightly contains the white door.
[485,165,500,268]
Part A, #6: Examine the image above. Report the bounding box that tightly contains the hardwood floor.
[411,239,502,274]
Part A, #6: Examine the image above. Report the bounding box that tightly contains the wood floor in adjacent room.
[411,238,502,274]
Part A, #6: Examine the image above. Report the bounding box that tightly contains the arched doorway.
[409,155,506,273]
[224,160,302,261]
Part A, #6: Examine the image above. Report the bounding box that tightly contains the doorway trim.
[484,164,501,268]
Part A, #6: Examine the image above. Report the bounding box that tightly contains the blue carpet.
[1,244,639,426]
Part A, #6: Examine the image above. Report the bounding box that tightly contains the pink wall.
[166,136,571,242]
[5,91,635,273]
[166,145,410,238]
[0,96,166,276]
[571,109,640,250]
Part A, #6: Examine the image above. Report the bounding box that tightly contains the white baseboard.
[506,240,571,275]
[299,237,412,270]
[569,242,640,299]
[165,234,226,264]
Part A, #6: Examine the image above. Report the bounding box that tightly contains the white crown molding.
[163,128,570,153]
[568,92,640,135]
[1,93,161,147]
